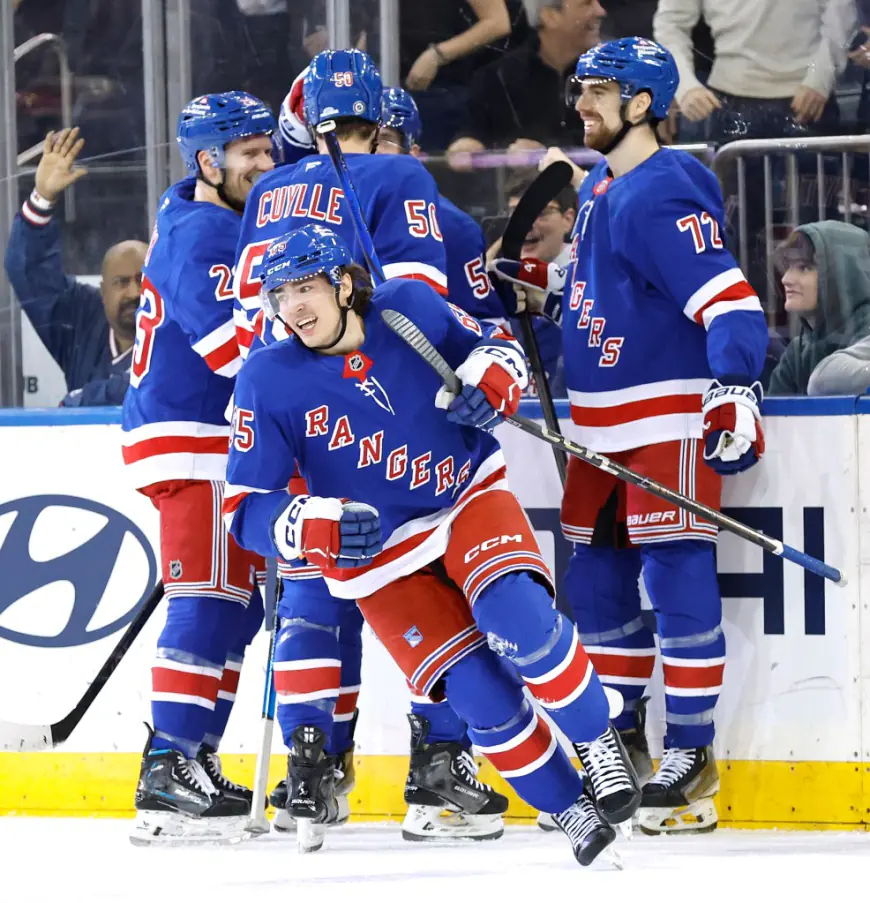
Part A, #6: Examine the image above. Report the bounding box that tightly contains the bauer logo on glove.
[701,380,765,475]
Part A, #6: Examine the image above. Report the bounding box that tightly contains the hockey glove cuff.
[702,380,765,474]
[271,495,383,569]
[490,258,566,323]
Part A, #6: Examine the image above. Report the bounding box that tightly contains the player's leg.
[357,571,616,866]
[197,578,264,807]
[626,439,723,835]
[332,600,363,823]
[133,480,255,844]
[561,459,656,783]
[444,490,641,826]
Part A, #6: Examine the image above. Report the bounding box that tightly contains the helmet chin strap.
[199,168,245,213]
[599,94,654,156]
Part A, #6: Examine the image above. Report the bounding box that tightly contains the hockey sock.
[472,572,610,743]
[332,601,364,755]
[202,584,264,751]
[565,545,654,732]
[274,616,340,749]
[643,540,724,748]
[151,596,248,758]
[444,647,584,813]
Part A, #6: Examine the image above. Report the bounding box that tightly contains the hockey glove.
[435,342,528,430]
[490,258,566,324]
[271,495,383,569]
[702,380,765,474]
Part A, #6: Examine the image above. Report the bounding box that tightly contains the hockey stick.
[317,121,386,285]
[244,570,281,835]
[381,307,847,587]
[500,161,574,485]
[0,580,165,752]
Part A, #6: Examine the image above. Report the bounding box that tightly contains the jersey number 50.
[130,278,165,388]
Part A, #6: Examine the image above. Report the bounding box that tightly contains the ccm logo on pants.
[464,534,523,563]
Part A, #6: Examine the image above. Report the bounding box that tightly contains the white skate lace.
[555,796,601,845]
[578,730,633,798]
[454,750,489,793]
[203,752,246,792]
[180,758,217,796]
[647,748,697,787]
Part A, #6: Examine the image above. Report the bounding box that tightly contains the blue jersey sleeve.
[622,189,768,384]
[166,225,242,378]
[223,347,300,557]
[369,157,448,295]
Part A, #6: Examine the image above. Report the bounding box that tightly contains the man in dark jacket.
[768,220,870,395]
[4,127,146,406]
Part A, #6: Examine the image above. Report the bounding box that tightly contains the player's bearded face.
[575,81,624,151]
[222,135,275,207]
[274,274,349,348]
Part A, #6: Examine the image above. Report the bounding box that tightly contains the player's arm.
[169,231,243,378]
[629,191,768,473]
[223,354,382,568]
[371,158,448,295]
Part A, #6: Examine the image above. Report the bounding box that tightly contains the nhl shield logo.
[169,560,183,580]
[347,353,365,373]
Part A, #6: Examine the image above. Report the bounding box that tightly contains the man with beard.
[492,38,768,836]
[122,92,276,845]
[4,127,144,406]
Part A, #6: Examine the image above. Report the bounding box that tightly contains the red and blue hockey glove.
[271,496,383,569]
[702,380,765,474]
[435,342,528,430]
[490,257,566,323]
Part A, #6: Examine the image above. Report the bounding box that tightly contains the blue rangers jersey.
[223,278,516,601]
[440,196,505,324]
[233,153,447,354]
[563,149,767,452]
[122,177,243,487]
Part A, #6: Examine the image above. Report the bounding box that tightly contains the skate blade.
[297,819,327,853]
[536,811,558,833]
[638,800,718,836]
[271,808,297,834]
[130,811,248,847]
[402,806,504,842]
[617,818,633,841]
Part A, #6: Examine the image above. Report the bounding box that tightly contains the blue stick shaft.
[779,543,846,586]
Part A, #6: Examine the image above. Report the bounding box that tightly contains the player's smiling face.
[274,272,354,348]
[575,80,624,151]
[222,134,275,207]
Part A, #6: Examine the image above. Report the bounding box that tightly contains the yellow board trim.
[0,753,867,830]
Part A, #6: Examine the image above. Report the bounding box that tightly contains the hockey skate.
[402,714,507,842]
[196,744,252,812]
[552,787,620,868]
[285,725,341,853]
[131,729,249,846]
[638,745,719,835]
[574,724,641,826]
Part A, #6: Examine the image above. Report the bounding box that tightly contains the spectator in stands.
[768,222,870,395]
[447,0,605,159]
[653,0,855,143]
[4,128,145,407]
[400,0,512,150]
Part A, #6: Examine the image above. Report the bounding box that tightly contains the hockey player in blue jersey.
[223,224,643,866]
[233,48,448,353]
[494,38,768,835]
[122,91,276,844]
[378,87,506,325]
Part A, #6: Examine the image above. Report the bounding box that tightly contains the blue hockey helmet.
[303,49,383,130]
[570,37,678,120]
[177,91,276,173]
[381,87,422,151]
[257,225,354,319]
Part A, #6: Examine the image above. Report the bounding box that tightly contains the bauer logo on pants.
[0,495,158,648]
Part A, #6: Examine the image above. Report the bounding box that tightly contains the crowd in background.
[8,0,870,406]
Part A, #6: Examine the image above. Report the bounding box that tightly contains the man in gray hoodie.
[768,220,870,396]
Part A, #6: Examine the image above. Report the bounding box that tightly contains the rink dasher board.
[0,400,867,828]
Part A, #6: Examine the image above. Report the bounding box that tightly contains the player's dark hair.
[505,167,577,213]
[773,230,816,273]
[345,263,375,314]
[331,117,379,148]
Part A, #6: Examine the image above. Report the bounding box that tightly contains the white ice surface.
[4,819,870,903]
